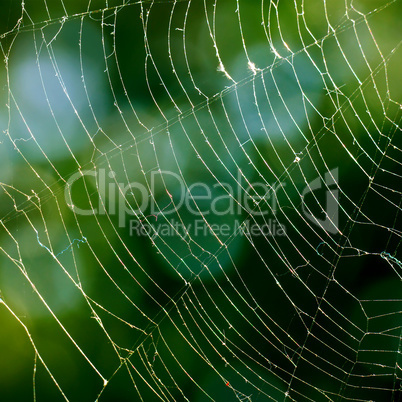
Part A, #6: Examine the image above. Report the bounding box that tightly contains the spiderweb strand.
[0,0,401,400]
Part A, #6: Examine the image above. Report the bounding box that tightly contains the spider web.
[0,0,401,400]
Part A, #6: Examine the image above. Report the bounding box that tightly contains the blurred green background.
[0,0,401,401]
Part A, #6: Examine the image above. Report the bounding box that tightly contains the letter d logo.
[302,168,339,234]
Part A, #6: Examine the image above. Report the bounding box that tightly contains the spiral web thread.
[0,0,401,400]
